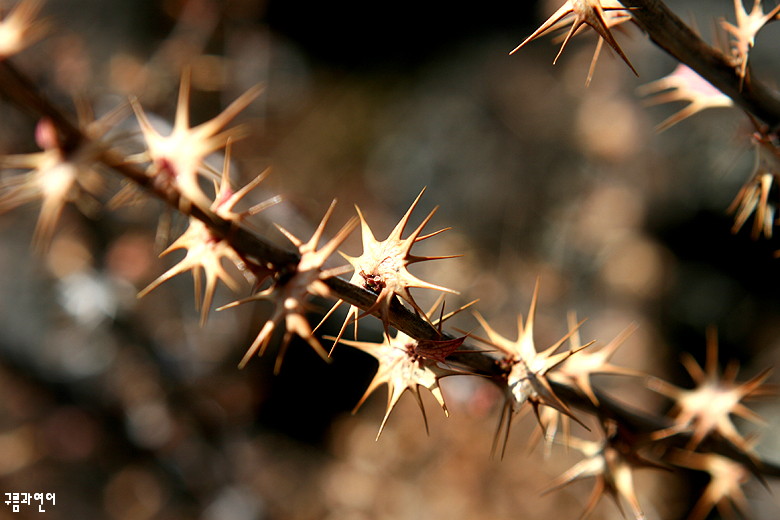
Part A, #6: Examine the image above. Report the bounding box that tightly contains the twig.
[622,0,780,129]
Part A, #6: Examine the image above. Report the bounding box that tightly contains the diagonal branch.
[621,0,780,129]
[0,60,301,272]
[2,58,780,477]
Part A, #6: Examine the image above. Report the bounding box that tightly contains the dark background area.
[262,0,537,70]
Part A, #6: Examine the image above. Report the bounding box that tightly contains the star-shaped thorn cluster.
[646,328,772,453]
[332,325,466,440]
[220,200,357,373]
[670,449,754,520]
[322,187,460,348]
[130,70,262,211]
[551,313,642,405]
[0,115,108,251]
[511,0,637,80]
[728,130,779,240]
[527,314,642,456]
[637,64,734,132]
[0,0,48,59]
[720,0,780,89]
[471,280,591,458]
[137,142,279,326]
[543,421,657,520]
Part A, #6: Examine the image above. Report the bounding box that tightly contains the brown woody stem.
[622,0,780,129]
[2,32,780,477]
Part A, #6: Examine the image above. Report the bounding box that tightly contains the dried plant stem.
[623,0,780,129]
[0,58,471,346]
[1,54,779,478]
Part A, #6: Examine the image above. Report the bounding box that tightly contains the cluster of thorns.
[1,1,780,519]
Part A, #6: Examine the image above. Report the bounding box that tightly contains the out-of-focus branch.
[622,0,780,129]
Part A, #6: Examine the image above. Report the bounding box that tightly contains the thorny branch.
[2,56,779,480]
[2,2,780,495]
[622,0,780,129]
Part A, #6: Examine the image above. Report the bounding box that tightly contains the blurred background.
[1,0,779,518]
